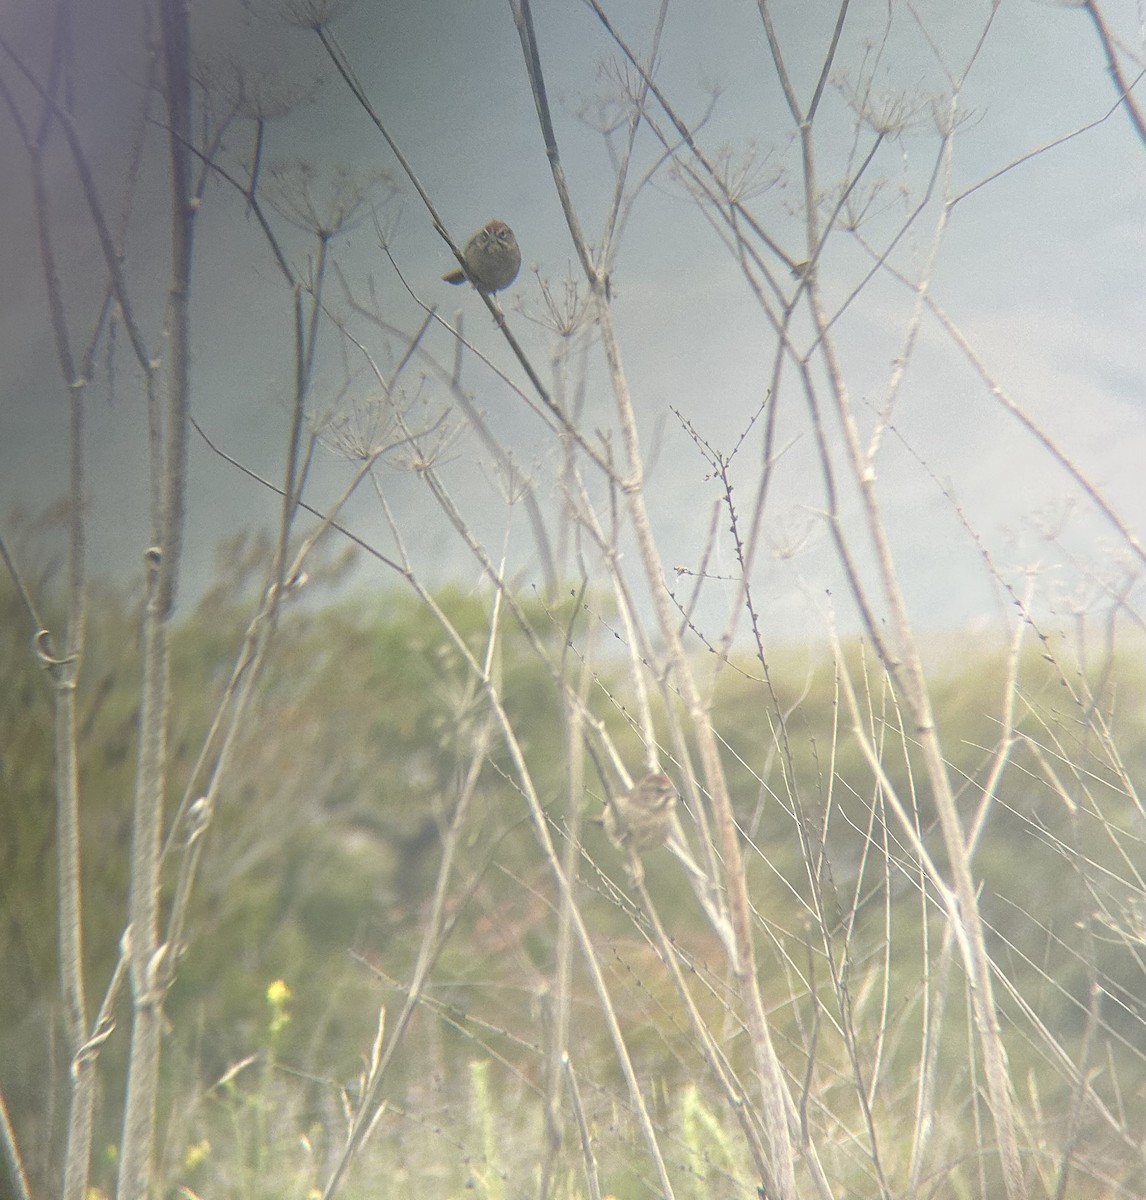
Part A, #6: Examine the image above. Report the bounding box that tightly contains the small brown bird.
[602,772,677,854]
[442,219,521,294]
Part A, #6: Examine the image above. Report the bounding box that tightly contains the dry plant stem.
[607,224,813,1200]
[430,290,608,473]
[592,0,837,884]
[314,22,592,461]
[333,262,560,591]
[155,0,193,620]
[0,35,151,373]
[562,1055,603,1200]
[510,0,597,288]
[562,538,738,952]
[359,503,678,1197]
[1083,0,1146,148]
[56,559,93,1200]
[1022,729,1144,899]
[276,247,329,596]
[337,331,623,764]
[851,232,1146,583]
[833,684,897,1192]
[649,645,732,885]
[908,922,956,1194]
[164,443,391,975]
[598,0,670,260]
[597,555,739,952]
[860,676,903,1083]
[175,128,295,282]
[924,293,1146,571]
[805,789,891,1192]
[370,245,560,440]
[629,867,776,1193]
[788,60,1027,1196]
[539,660,592,1200]
[16,78,96,1200]
[116,6,195,1196]
[322,630,501,1199]
[607,548,659,769]
[1,11,176,1200]
[119,548,169,1200]
[164,297,429,861]
[720,35,925,648]
[187,419,408,578]
[0,551,95,1200]
[163,301,329,918]
[965,590,1030,861]
[866,169,950,460]
[374,336,734,974]
[1050,821,1104,1200]
[0,1089,31,1200]
[857,224,1146,573]
[1,17,154,1194]
[521,0,727,893]
[982,926,1129,1149]
[829,631,1023,1193]
[612,33,887,649]
[581,0,793,270]
[440,376,559,596]
[515,5,816,1195]
[173,387,426,844]
[1010,613,1145,826]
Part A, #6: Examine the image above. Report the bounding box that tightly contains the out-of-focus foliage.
[3,538,1144,1195]
[1,540,582,1174]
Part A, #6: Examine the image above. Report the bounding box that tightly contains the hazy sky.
[2,0,1144,642]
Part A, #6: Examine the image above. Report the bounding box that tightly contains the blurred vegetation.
[2,542,1144,1197]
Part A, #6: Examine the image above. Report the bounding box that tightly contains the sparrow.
[442,219,521,294]
[601,772,677,854]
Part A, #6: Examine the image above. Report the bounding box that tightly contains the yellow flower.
[266,979,291,1006]
[266,978,292,1036]
[183,1139,211,1170]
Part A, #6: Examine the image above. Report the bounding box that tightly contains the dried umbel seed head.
[442,220,521,294]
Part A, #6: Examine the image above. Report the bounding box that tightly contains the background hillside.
[4,552,1143,1197]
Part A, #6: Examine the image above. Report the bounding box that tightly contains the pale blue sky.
[2,0,1144,640]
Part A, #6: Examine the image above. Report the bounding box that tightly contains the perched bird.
[442,219,521,294]
[602,772,677,854]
